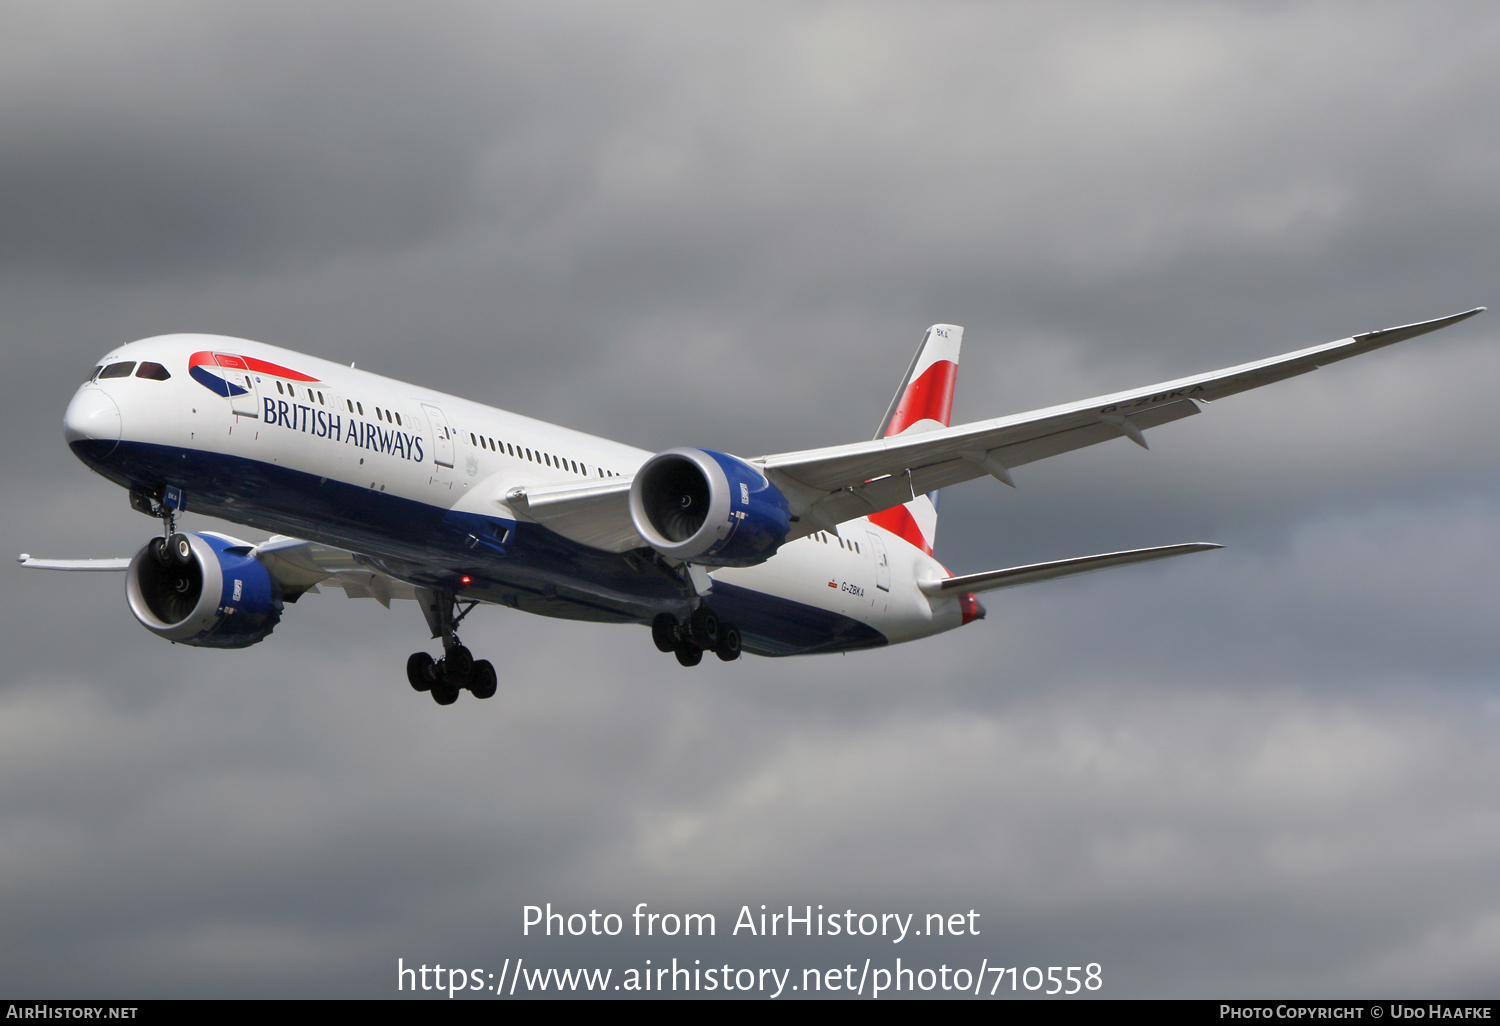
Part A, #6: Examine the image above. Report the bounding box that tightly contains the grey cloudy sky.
[2,0,1498,999]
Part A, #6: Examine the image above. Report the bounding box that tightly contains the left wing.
[19,537,418,606]
[251,537,418,606]
[17,555,131,571]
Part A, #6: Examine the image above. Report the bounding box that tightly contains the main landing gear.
[653,606,741,666]
[408,589,497,706]
[406,649,496,705]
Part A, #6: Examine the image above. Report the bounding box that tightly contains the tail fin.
[868,324,963,555]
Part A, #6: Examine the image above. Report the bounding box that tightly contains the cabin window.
[98,362,135,379]
[356,402,363,415]
[347,400,354,413]
[135,362,171,381]
[394,412,402,426]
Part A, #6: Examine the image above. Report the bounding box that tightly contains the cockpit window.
[98,362,136,379]
[136,362,171,381]
[88,366,102,382]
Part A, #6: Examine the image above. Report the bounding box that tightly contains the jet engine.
[125,531,283,648]
[629,448,791,567]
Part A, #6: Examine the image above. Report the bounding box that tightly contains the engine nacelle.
[629,448,791,567]
[125,532,283,649]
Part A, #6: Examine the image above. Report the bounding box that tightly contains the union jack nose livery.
[188,351,321,398]
[26,306,1483,707]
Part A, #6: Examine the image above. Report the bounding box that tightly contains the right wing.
[760,308,1485,535]
[495,308,1484,551]
[502,478,642,553]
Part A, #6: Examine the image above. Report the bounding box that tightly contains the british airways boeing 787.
[23,307,1483,705]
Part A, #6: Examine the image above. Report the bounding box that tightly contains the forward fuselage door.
[421,403,455,468]
[214,354,260,418]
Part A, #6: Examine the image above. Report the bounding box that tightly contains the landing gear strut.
[133,487,194,575]
[409,588,498,705]
[652,606,741,666]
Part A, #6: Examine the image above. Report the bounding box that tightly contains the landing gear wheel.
[674,643,703,667]
[168,533,194,567]
[150,537,171,567]
[469,659,497,699]
[652,613,679,653]
[446,644,474,681]
[689,606,719,648]
[406,652,437,692]
[714,625,741,662]
[430,681,460,705]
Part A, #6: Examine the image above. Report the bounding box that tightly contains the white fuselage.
[65,334,970,655]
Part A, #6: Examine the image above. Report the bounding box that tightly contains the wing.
[21,537,419,605]
[503,479,642,553]
[17,555,132,570]
[252,536,418,606]
[761,307,1484,535]
[440,308,1485,552]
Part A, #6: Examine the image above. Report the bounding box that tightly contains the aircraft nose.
[64,387,122,453]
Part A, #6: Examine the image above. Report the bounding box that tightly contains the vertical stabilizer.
[868,324,962,555]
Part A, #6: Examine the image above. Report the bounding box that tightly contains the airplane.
[21,306,1484,705]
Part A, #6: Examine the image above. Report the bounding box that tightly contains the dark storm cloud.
[0,3,613,280]
[3,0,1499,1000]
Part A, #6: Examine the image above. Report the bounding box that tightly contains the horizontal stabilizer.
[918,542,1222,596]
[17,554,131,571]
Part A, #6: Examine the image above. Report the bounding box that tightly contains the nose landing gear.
[410,588,498,706]
[133,486,191,569]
